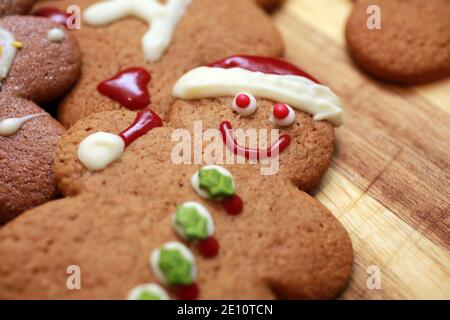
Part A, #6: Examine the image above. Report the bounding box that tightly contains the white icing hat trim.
[127,283,170,300]
[172,201,215,240]
[0,28,17,81]
[83,0,191,62]
[77,132,125,171]
[191,165,235,200]
[150,241,196,285]
[173,66,344,126]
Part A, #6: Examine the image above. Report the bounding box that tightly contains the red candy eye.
[270,103,296,127]
[235,94,251,108]
[273,103,290,119]
[231,92,257,116]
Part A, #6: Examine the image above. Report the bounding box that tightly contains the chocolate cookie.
[0,57,352,299]
[0,0,35,16]
[0,15,81,224]
[33,0,283,127]
[346,0,450,84]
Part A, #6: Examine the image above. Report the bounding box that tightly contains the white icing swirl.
[77,132,125,171]
[0,27,17,81]
[83,0,191,61]
[173,66,344,126]
[0,113,47,136]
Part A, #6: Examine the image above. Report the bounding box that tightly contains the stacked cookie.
[0,0,353,299]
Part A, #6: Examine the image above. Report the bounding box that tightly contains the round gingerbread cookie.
[346,0,450,84]
[0,15,81,224]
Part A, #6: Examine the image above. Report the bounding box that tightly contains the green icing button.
[159,248,193,285]
[175,205,208,240]
[136,290,162,300]
[198,168,235,199]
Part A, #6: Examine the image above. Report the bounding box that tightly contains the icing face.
[83,0,192,61]
[0,27,17,81]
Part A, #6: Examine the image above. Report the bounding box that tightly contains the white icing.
[173,66,344,126]
[77,132,125,171]
[191,165,235,200]
[231,92,257,117]
[127,283,169,300]
[47,28,65,42]
[83,0,191,61]
[0,28,17,81]
[0,113,47,136]
[172,201,215,240]
[269,104,296,127]
[150,241,196,285]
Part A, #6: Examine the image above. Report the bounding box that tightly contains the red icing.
[118,109,163,147]
[220,195,243,216]
[219,121,291,160]
[197,237,219,258]
[98,67,151,111]
[174,283,199,300]
[273,103,289,119]
[34,7,69,26]
[235,94,251,108]
[209,55,321,84]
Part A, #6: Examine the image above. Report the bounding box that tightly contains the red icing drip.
[197,236,219,258]
[220,195,243,216]
[219,121,291,160]
[98,67,151,110]
[118,109,163,147]
[174,283,199,300]
[209,55,321,84]
[34,7,69,26]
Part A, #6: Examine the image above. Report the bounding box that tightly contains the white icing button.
[83,0,192,62]
[127,283,170,300]
[231,92,257,117]
[191,165,235,200]
[150,241,196,285]
[0,27,17,81]
[77,131,125,171]
[172,201,215,240]
[173,66,344,126]
[269,104,296,127]
[0,113,46,136]
[47,28,65,42]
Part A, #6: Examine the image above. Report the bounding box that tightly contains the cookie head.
[170,56,343,189]
[0,16,81,102]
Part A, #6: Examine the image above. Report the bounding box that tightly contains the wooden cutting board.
[273,0,450,299]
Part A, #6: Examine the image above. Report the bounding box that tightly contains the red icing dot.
[98,67,151,110]
[174,283,199,300]
[273,103,289,119]
[235,94,251,108]
[198,237,219,258]
[118,109,163,147]
[34,7,69,26]
[220,195,243,216]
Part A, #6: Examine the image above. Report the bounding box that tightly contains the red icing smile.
[219,121,291,160]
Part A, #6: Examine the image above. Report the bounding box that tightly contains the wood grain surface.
[273,0,450,299]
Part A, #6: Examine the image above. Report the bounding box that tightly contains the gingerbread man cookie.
[0,57,352,299]
[0,13,81,223]
[33,0,283,127]
[346,0,450,84]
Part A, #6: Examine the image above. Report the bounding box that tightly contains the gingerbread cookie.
[0,14,81,224]
[256,0,284,11]
[346,0,450,84]
[0,56,352,299]
[33,0,283,127]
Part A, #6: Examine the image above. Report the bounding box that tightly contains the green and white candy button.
[127,283,169,300]
[150,241,196,286]
[172,201,215,241]
[191,165,235,200]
